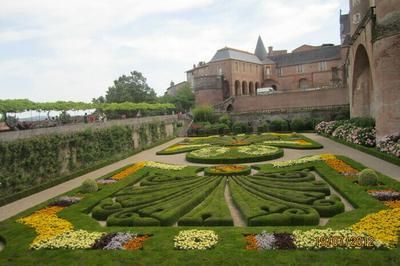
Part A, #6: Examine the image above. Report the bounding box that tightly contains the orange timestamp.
[316,236,375,248]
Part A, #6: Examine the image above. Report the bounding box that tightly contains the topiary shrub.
[80,178,98,193]
[232,122,247,134]
[358,168,378,186]
[192,105,215,123]
[270,119,289,132]
[290,118,305,131]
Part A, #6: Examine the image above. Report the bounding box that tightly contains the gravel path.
[1,133,399,222]
[224,180,246,227]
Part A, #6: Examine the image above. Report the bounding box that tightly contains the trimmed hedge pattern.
[89,165,349,227]
[229,169,344,226]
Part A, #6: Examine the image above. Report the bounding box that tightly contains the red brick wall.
[195,89,223,107]
[232,88,349,112]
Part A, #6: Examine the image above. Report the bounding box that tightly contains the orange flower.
[111,162,146,181]
[123,235,150,250]
[210,165,246,173]
[323,158,358,175]
[384,200,400,209]
[245,235,258,250]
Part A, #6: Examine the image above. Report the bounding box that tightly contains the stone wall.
[232,87,349,113]
[0,115,178,142]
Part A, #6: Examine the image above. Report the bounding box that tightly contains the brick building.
[346,0,400,139]
[188,0,400,139]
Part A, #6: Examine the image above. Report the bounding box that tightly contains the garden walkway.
[1,133,399,221]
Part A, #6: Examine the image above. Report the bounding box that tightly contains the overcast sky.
[0,0,349,102]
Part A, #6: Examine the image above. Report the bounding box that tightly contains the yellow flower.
[17,206,73,249]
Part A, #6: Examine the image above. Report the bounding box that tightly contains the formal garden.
[0,131,399,265]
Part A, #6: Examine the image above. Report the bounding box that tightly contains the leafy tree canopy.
[103,71,157,103]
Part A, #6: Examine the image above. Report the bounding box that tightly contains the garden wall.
[0,115,177,141]
[0,115,178,203]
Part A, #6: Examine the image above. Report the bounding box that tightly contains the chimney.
[170,81,175,87]
[268,46,273,55]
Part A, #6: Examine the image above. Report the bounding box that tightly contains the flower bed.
[186,144,283,164]
[36,230,104,250]
[246,229,384,250]
[204,165,251,176]
[367,189,400,201]
[323,157,359,176]
[174,230,218,250]
[111,162,147,181]
[377,133,400,157]
[157,133,323,157]
[384,200,400,209]
[293,228,384,249]
[272,154,335,168]
[111,161,186,181]
[17,206,74,249]
[245,232,295,250]
[351,208,400,247]
[48,196,81,207]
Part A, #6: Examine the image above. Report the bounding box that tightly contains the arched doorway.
[226,104,233,112]
[263,79,279,91]
[352,45,373,117]
[242,81,248,95]
[234,80,241,96]
[249,82,254,95]
[223,80,230,99]
[255,82,260,95]
[299,78,309,90]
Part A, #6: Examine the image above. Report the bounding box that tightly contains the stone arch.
[299,78,310,90]
[352,44,373,117]
[263,79,279,91]
[242,81,248,95]
[234,80,241,96]
[249,82,255,95]
[226,104,233,112]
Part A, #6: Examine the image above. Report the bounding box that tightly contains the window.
[250,64,253,72]
[353,13,361,24]
[319,61,327,71]
[277,67,282,76]
[265,66,271,75]
[235,62,239,71]
[256,65,258,73]
[296,64,304,73]
[242,63,245,72]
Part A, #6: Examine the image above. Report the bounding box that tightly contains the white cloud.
[0,0,343,101]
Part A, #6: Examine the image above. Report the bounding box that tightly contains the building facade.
[346,0,400,139]
[188,0,400,139]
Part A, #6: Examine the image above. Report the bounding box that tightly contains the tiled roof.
[210,48,264,64]
[268,46,341,66]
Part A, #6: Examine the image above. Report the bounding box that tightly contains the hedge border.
[0,136,176,207]
[322,134,400,167]
[186,149,284,164]
[204,165,251,176]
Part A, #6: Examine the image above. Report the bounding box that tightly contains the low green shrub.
[270,119,289,132]
[290,118,305,131]
[232,122,248,134]
[257,122,269,133]
[358,168,378,186]
[192,105,215,123]
[80,179,98,193]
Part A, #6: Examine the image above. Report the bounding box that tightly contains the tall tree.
[104,71,157,103]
